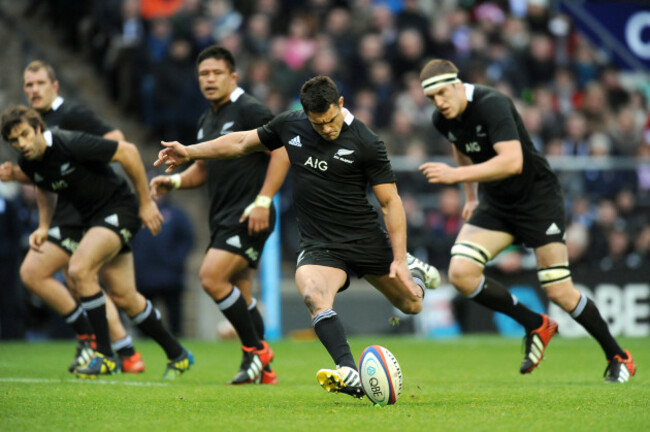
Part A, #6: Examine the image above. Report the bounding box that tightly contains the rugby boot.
[520,314,558,374]
[604,350,637,383]
[316,365,364,399]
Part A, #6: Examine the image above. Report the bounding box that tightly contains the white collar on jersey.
[50,96,64,111]
[230,87,244,102]
[43,129,53,147]
[464,83,475,102]
[342,107,354,125]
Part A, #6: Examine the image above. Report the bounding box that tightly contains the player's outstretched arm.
[150,160,207,200]
[240,147,290,234]
[31,186,57,251]
[154,130,267,173]
[113,141,163,235]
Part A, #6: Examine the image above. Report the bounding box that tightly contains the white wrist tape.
[243,195,272,216]
[169,174,182,189]
[253,195,272,208]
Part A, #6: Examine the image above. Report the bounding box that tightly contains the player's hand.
[240,205,270,235]
[140,199,164,235]
[0,161,15,182]
[239,195,272,235]
[419,162,458,184]
[462,199,479,221]
[153,141,190,173]
[389,258,423,299]
[149,175,174,200]
[28,227,49,252]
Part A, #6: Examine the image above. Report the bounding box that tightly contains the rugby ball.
[358,345,403,406]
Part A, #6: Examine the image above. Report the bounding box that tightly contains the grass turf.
[0,336,648,431]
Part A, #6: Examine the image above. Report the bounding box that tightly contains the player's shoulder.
[472,84,511,108]
[347,113,379,144]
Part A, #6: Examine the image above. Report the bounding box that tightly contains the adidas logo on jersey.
[545,223,561,235]
[34,172,44,183]
[447,131,457,142]
[476,125,486,137]
[197,128,204,140]
[288,136,302,147]
[104,214,120,227]
[226,235,242,248]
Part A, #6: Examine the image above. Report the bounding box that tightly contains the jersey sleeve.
[62,103,115,137]
[256,112,289,151]
[362,132,396,186]
[65,131,119,163]
[480,95,520,145]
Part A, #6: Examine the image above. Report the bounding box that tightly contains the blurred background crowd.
[1,0,648,338]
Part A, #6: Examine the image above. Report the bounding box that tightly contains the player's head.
[196,45,238,107]
[23,60,60,112]
[300,75,345,141]
[1,105,47,160]
[419,59,467,119]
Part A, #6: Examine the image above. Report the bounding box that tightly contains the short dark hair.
[1,105,47,141]
[419,59,459,82]
[300,76,339,114]
[196,45,236,72]
[23,60,57,84]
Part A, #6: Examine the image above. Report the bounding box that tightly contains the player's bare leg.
[102,252,190,379]
[201,249,272,384]
[296,265,363,398]
[68,227,122,377]
[535,243,635,382]
[20,243,97,371]
[449,224,554,374]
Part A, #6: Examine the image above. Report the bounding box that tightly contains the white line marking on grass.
[0,377,169,386]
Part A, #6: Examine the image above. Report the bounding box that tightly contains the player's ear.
[338,96,344,108]
[53,80,60,93]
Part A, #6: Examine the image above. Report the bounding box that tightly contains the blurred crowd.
[12,0,650,275]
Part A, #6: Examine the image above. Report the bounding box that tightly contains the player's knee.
[66,260,94,286]
[538,264,573,307]
[199,270,230,299]
[19,260,41,291]
[449,241,491,293]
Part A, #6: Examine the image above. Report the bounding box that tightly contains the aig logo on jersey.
[304,156,328,172]
[333,148,354,164]
[465,141,481,153]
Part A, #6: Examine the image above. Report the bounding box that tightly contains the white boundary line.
[0,377,169,386]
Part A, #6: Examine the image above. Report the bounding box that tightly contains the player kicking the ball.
[155,75,440,398]
[418,59,635,383]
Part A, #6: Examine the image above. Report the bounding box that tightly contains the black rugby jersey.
[433,84,559,208]
[257,108,396,247]
[41,97,116,227]
[196,88,274,230]
[19,130,133,222]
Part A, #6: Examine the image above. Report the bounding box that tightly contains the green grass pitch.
[1,336,648,431]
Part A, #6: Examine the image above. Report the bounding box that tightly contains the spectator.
[133,193,193,336]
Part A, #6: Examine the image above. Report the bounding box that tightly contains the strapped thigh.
[537,263,571,287]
